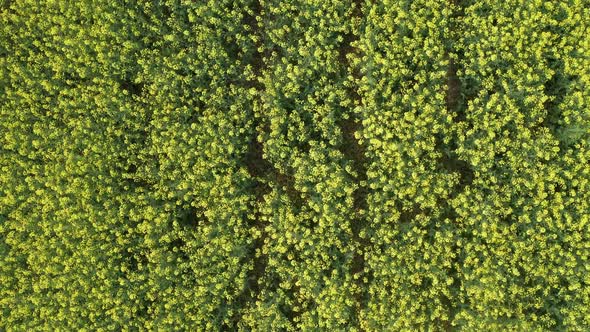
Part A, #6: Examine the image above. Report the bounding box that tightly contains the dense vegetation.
[1,0,588,330]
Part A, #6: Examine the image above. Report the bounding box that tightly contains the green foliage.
[1,0,588,330]
[452,1,590,329]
